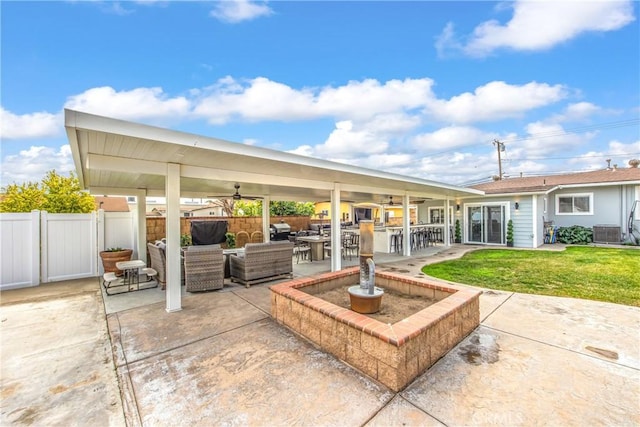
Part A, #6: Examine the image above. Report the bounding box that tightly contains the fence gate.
[0,211,40,290]
[41,211,98,283]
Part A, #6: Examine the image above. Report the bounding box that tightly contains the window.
[555,193,593,215]
[428,206,454,224]
[429,207,444,224]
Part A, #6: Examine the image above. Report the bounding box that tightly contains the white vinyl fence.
[0,210,135,290]
[0,211,40,289]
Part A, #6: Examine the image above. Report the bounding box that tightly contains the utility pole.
[493,139,505,180]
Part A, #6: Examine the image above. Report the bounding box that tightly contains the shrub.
[556,225,593,245]
[506,219,514,244]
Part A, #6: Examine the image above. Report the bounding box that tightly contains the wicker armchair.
[147,241,186,290]
[182,245,224,292]
[147,243,167,289]
[229,241,294,287]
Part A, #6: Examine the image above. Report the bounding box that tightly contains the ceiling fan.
[209,183,262,201]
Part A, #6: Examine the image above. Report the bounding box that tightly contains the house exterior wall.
[510,197,534,248]
[550,185,624,228]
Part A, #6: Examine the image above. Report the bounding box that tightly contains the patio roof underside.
[65,109,483,203]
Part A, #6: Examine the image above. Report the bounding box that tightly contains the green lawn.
[422,246,640,307]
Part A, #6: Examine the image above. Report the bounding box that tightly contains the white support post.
[97,209,105,275]
[403,194,411,256]
[331,184,341,272]
[165,163,182,312]
[444,199,451,247]
[132,189,148,264]
[262,196,271,242]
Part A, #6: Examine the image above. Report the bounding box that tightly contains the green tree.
[270,201,316,216]
[0,170,94,213]
[0,181,45,212]
[233,200,262,216]
[230,200,317,217]
[40,170,95,213]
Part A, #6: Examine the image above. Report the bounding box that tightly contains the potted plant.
[506,219,514,247]
[225,232,236,249]
[99,247,133,276]
[180,233,192,247]
[454,219,462,244]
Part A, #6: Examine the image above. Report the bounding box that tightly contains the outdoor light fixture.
[456,204,460,211]
[515,202,520,210]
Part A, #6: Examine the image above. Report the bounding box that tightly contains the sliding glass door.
[466,204,506,244]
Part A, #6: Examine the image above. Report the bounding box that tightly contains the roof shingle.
[471,167,640,194]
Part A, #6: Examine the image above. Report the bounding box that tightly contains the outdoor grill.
[270,222,291,240]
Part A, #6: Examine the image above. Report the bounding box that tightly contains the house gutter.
[556,180,640,189]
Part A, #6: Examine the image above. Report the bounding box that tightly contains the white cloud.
[194,77,317,123]
[427,81,567,123]
[1,145,74,186]
[64,86,190,123]
[438,0,635,57]
[411,126,496,151]
[210,0,273,23]
[508,121,589,159]
[0,108,62,140]
[194,76,436,125]
[417,151,495,184]
[551,102,602,122]
[313,120,389,158]
[569,139,640,170]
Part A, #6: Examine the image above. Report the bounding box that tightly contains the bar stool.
[390,230,403,253]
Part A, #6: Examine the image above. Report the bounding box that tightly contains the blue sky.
[1,0,639,188]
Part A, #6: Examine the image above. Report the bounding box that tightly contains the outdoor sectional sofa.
[229,241,294,287]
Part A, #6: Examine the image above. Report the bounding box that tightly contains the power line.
[505,151,640,162]
[421,118,639,158]
[501,118,639,144]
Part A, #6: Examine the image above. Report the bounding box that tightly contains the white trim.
[555,192,593,216]
[427,205,454,225]
[464,201,510,245]
[532,196,538,248]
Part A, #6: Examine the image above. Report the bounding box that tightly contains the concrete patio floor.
[1,244,639,426]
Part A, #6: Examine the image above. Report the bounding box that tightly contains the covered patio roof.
[64,109,483,203]
[65,108,483,312]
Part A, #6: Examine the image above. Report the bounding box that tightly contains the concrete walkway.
[1,245,639,426]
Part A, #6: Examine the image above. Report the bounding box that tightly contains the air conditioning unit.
[593,225,621,244]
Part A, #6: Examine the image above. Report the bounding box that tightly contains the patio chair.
[250,231,263,243]
[293,238,311,263]
[147,241,185,290]
[235,231,250,248]
[147,243,167,290]
[182,244,224,292]
[343,232,359,260]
